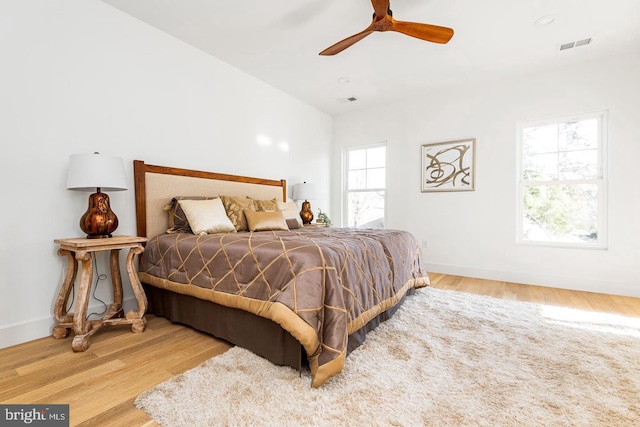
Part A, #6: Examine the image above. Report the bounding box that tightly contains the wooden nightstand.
[53,236,147,352]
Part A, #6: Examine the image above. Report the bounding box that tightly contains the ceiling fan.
[319,0,454,56]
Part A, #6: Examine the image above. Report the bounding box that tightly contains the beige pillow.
[177,198,236,235]
[165,196,216,234]
[220,195,256,231]
[249,197,278,212]
[244,209,289,232]
[276,200,303,227]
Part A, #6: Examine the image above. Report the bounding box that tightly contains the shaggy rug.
[135,288,640,426]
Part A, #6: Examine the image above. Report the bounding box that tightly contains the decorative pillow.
[276,200,303,227]
[244,209,289,232]
[165,196,216,233]
[286,218,301,229]
[177,198,236,235]
[249,197,278,212]
[219,195,256,232]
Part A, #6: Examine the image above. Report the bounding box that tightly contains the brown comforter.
[138,227,429,386]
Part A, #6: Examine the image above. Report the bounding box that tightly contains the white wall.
[0,1,331,349]
[333,52,640,298]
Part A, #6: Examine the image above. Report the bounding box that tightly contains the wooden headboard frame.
[133,160,287,238]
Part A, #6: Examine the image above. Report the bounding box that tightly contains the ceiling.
[101,0,640,116]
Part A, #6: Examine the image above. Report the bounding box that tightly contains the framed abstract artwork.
[421,138,475,192]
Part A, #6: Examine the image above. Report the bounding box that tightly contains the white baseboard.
[0,297,139,350]
[427,263,639,298]
[0,316,55,350]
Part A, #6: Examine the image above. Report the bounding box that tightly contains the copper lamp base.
[80,190,119,238]
[300,200,314,225]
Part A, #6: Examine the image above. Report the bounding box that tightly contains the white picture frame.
[421,138,476,192]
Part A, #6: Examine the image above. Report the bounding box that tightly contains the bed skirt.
[143,284,414,372]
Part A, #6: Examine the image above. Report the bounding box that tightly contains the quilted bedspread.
[138,227,429,387]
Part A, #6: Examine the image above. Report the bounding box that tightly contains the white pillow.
[177,198,236,235]
[276,200,303,227]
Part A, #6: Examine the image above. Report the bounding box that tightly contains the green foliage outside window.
[520,114,605,246]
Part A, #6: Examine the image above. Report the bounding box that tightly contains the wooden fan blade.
[391,19,454,44]
[371,0,390,19]
[319,25,375,56]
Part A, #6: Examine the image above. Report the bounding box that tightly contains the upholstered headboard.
[133,160,287,237]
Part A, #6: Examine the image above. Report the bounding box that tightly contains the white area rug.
[135,288,640,426]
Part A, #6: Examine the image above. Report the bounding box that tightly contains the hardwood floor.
[429,273,640,316]
[1,274,638,426]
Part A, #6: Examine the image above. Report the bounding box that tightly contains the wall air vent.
[559,38,592,51]
[338,96,358,103]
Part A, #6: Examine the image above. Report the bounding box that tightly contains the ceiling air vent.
[575,38,592,47]
[559,38,592,51]
[337,96,358,103]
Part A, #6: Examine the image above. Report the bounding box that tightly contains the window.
[344,144,386,228]
[517,111,607,248]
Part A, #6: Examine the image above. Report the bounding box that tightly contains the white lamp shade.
[293,182,316,201]
[66,153,128,192]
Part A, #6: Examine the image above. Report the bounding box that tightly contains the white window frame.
[516,111,608,249]
[343,142,387,229]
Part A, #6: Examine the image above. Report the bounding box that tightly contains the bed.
[133,160,429,387]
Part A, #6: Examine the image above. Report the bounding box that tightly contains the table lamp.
[293,182,316,224]
[66,152,128,238]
